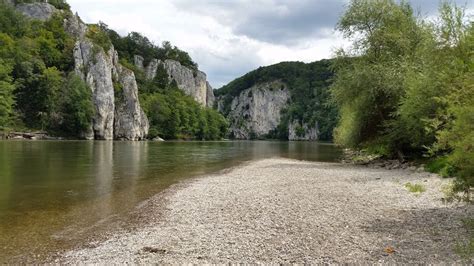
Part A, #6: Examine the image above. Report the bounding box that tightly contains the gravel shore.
[63,158,473,264]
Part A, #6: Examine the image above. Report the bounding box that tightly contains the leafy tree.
[57,73,94,136]
[331,0,425,157]
[0,60,14,129]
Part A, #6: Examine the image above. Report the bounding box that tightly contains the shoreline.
[59,158,473,264]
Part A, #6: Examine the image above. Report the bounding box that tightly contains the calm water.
[0,141,342,262]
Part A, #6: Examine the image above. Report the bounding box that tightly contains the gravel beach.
[63,158,473,264]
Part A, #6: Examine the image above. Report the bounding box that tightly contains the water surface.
[0,141,341,262]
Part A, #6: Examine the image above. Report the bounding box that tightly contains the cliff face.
[15,2,57,21]
[66,14,149,140]
[288,121,319,141]
[219,79,321,141]
[226,81,290,139]
[136,56,215,108]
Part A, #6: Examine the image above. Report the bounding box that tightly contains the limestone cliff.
[15,1,57,21]
[136,56,215,108]
[288,121,319,141]
[66,13,149,140]
[226,81,290,139]
[113,65,150,140]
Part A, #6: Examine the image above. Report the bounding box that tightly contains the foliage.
[141,88,227,140]
[455,218,474,259]
[100,23,198,70]
[332,0,474,191]
[13,0,70,10]
[215,60,337,140]
[86,24,112,52]
[0,2,79,133]
[55,73,94,136]
[0,60,14,129]
[404,182,426,194]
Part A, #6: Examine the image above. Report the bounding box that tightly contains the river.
[0,140,342,262]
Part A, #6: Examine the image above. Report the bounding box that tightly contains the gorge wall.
[223,81,290,139]
[10,1,216,140]
[66,12,149,140]
[135,56,215,108]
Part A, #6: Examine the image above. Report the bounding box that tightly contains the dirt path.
[63,158,473,264]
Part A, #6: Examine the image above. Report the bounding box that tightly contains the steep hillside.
[0,0,226,140]
[215,60,337,141]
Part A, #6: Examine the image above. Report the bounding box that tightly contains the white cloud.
[67,0,473,88]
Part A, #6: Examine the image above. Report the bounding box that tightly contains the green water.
[0,140,342,262]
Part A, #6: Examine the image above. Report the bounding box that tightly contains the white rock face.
[15,2,57,21]
[72,39,116,140]
[66,14,149,140]
[145,59,159,80]
[288,121,319,141]
[114,64,149,140]
[227,81,290,139]
[134,55,144,71]
[141,59,215,107]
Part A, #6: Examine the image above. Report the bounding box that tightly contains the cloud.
[173,0,347,46]
[67,0,473,88]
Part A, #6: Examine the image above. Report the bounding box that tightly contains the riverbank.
[60,158,472,264]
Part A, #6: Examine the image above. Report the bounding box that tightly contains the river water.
[0,140,342,262]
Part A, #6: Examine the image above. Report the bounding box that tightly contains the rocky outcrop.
[65,13,149,140]
[113,65,149,140]
[15,2,57,21]
[226,81,290,139]
[139,58,215,108]
[288,121,319,141]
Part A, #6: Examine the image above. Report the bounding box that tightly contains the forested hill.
[215,60,337,141]
[0,0,227,140]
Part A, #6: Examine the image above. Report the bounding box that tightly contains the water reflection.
[0,140,341,262]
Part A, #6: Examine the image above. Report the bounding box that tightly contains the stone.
[226,81,290,139]
[15,2,57,21]
[288,120,319,141]
[145,59,159,80]
[152,137,165,142]
[134,55,145,71]
[140,58,215,107]
[113,64,149,141]
[66,13,149,140]
[73,39,115,140]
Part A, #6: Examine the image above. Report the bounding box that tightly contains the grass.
[455,218,474,259]
[404,182,426,194]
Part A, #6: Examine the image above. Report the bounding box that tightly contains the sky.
[68,0,474,88]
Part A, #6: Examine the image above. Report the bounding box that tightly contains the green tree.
[58,73,94,136]
[0,61,14,129]
[331,0,425,157]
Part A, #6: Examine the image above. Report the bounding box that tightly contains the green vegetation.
[215,61,337,140]
[13,0,70,10]
[0,2,91,135]
[332,0,474,193]
[100,23,198,70]
[456,218,474,259]
[0,1,225,140]
[404,182,426,194]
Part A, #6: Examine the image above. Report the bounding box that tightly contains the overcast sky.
[68,0,473,88]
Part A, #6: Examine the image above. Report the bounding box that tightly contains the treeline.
[332,0,473,192]
[96,23,198,71]
[215,61,337,140]
[0,2,94,136]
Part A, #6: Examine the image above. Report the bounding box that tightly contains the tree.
[58,73,94,136]
[0,61,14,129]
[331,0,425,157]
